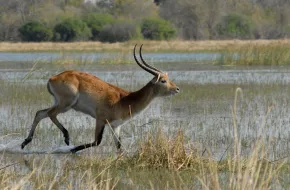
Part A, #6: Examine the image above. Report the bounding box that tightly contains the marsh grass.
[44,53,134,65]
[0,126,284,189]
[0,40,230,53]
[49,101,287,189]
[0,125,287,189]
[2,40,290,53]
[0,82,51,106]
[0,156,119,189]
[218,44,290,66]
[184,89,284,189]
[2,65,290,188]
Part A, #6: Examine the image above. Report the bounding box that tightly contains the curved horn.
[139,44,163,73]
[133,44,159,76]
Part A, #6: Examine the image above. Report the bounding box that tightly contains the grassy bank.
[1,40,290,53]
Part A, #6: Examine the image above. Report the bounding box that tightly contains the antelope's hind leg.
[47,94,80,146]
[21,94,78,149]
[47,105,72,146]
[21,108,50,149]
[21,105,72,149]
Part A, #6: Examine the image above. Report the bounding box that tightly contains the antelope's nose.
[176,87,180,93]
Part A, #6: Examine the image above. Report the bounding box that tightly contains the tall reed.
[218,44,290,65]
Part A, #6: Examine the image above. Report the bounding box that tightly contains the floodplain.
[1,47,290,189]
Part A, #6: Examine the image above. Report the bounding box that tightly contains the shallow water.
[1,56,290,188]
[1,61,290,152]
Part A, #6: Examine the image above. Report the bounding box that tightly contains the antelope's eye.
[161,80,167,83]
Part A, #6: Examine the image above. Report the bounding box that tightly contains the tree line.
[1,0,290,42]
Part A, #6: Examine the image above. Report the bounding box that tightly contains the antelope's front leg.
[110,124,122,154]
[70,120,105,153]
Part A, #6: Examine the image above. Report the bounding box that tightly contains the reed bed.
[218,43,290,66]
[2,39,290,53]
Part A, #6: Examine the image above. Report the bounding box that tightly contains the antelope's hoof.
[21,138,31,149]
[21,143,25,149]
[70,148,77,154]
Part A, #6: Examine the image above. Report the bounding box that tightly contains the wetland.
[1,50,290,189]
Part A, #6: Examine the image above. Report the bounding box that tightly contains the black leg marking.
[117,136,121,150]
[71,142,97,153]
[59,123,70,146]
[21,137,32,149]
[48,109,70,146]
[97,127,105,146]
[70,121,105,153]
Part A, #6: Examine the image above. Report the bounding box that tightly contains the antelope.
[21,44,180,153]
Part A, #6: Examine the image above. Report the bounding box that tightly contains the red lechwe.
[21,44,180,153]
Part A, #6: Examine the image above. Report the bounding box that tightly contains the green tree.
[217,13,252,39]
[83,13,115,40]
[141,17,176,40]
[54,18,92,41]
[18,21,53,42]
[99,21,141,42]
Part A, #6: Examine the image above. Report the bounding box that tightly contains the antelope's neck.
[119,81,156,118]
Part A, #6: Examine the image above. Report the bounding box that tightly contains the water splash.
[50,145,75,154]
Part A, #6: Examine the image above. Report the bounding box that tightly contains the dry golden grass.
[2,39,290,52]
[0,126,286,189]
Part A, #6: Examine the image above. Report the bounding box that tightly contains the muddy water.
[1,56,290,188]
